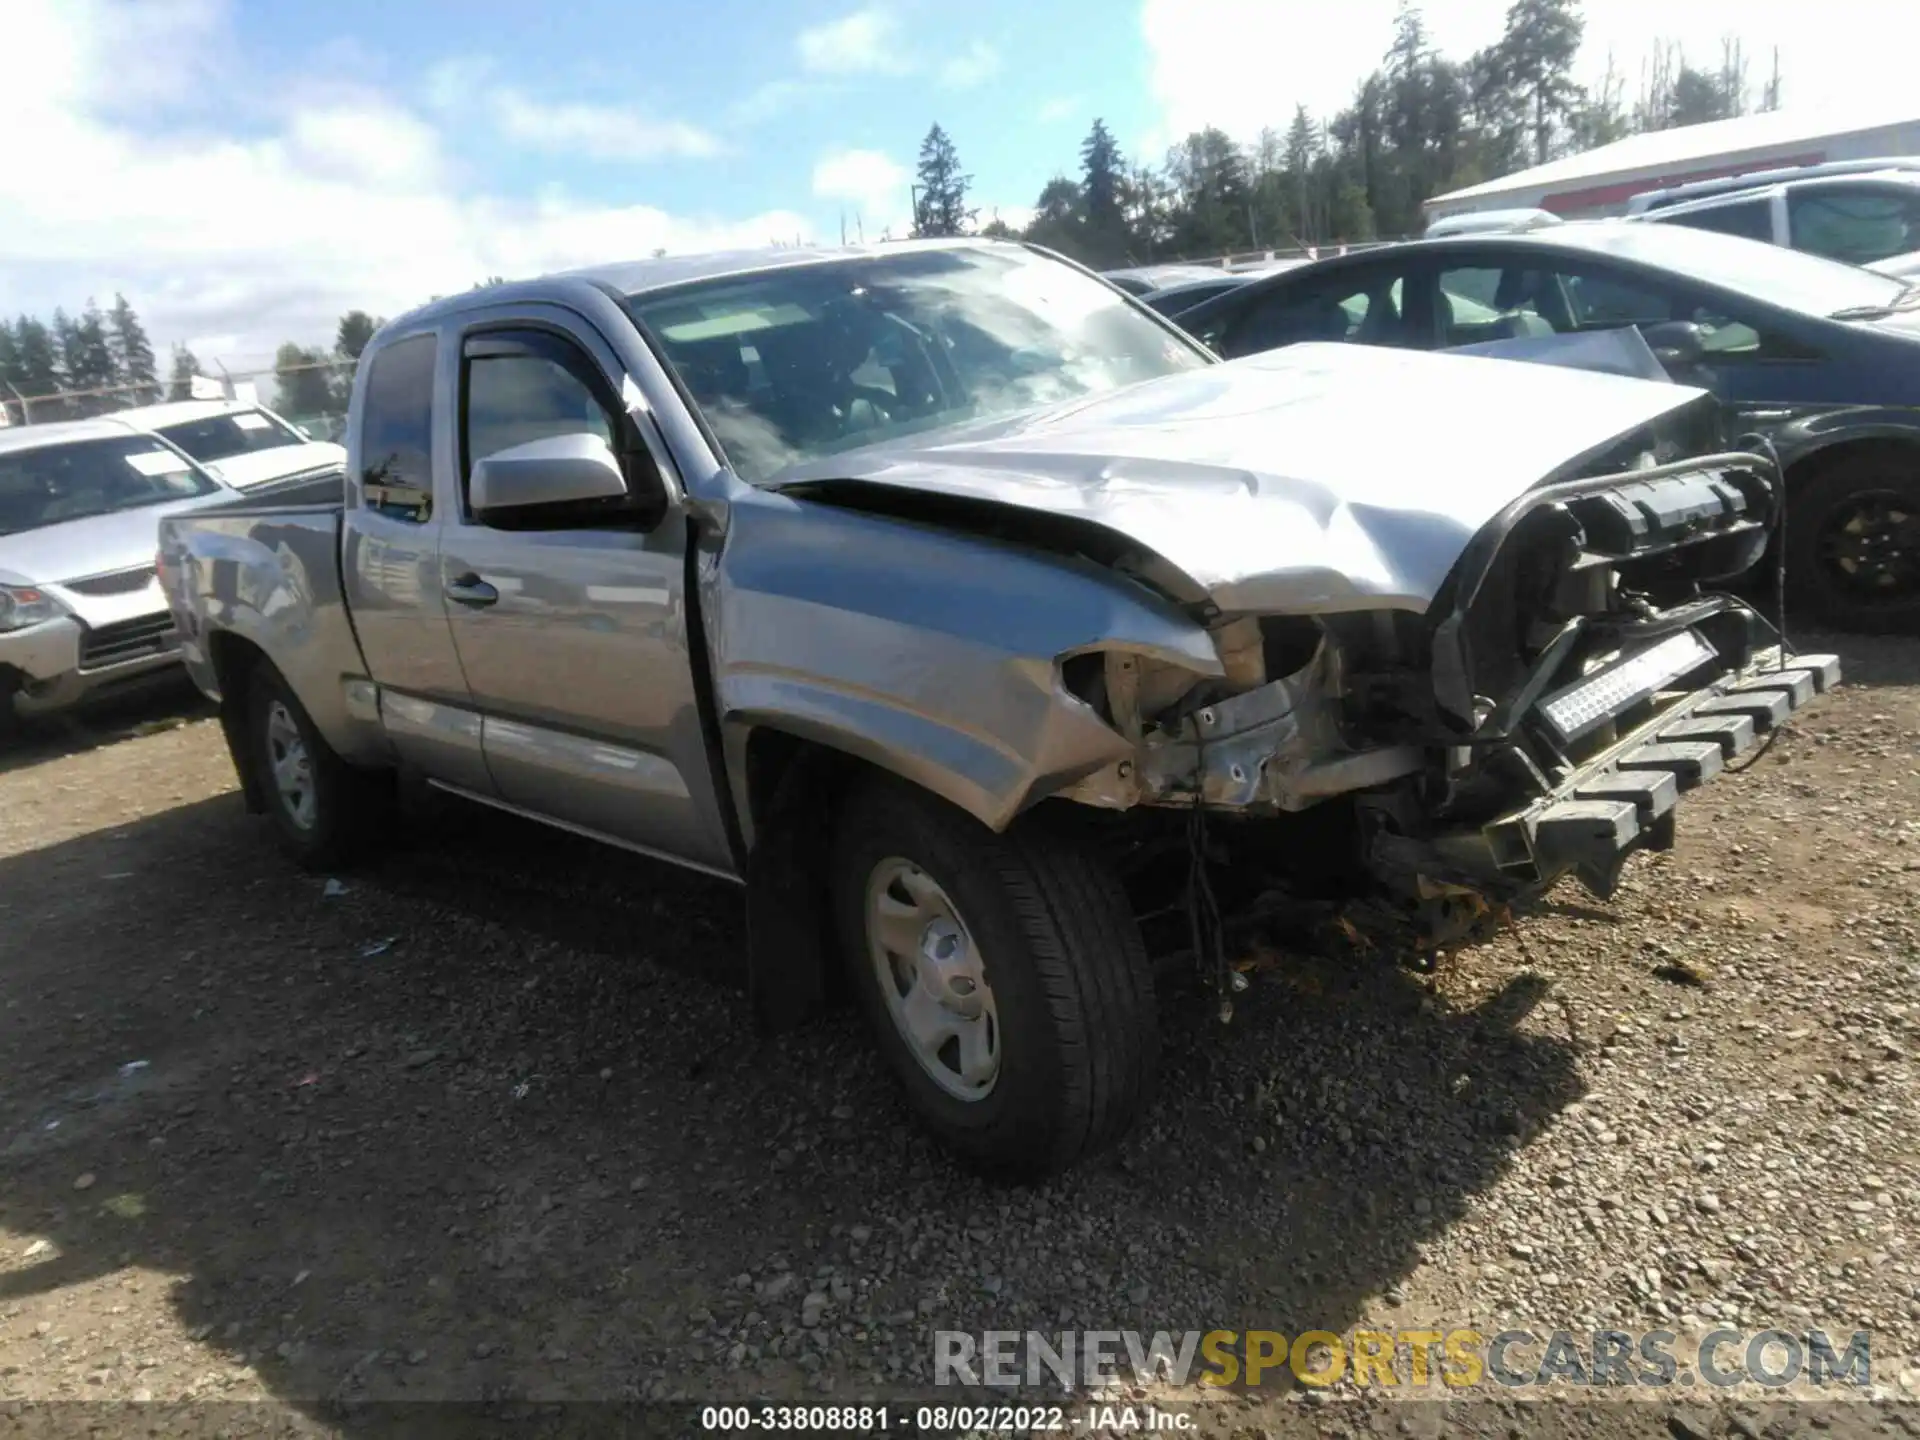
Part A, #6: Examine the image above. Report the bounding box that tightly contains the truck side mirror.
[1638,320,1707,371]
[469,432,665,530]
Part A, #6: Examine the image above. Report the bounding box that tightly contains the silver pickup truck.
[158,239,1837,1177]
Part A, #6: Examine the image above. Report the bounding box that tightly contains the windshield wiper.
[1831,283,1920,321]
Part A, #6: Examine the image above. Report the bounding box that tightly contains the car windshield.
[0,435,219,536]
[157,408,304,463]
[1579,223,1914,318]
[627,246,1209,484]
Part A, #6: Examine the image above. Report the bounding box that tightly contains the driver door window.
[462,340,615,497]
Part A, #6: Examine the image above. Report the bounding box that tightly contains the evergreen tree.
[107,294,159,404]
[168,344,203,402]
[1485,0,1585,164]
[55,301,120,415]
[1166,127,1255,256]
[0,320,20,426]
[12,317,61,403]
[274,342,337,420]
[335,310,380,361]
[911,124,973,238]
[1079,119,1128,263]
[1023,176,1084,255]
[1284,107,1323,242]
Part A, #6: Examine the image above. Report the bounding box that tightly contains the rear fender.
[166,513,392,769]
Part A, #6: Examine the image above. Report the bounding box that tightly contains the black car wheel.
[1786,454,1920,634]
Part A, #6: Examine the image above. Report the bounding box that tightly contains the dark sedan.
[1138,274,1253,317]
[1173,222,1920,631]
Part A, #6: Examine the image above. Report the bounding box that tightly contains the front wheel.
[245,662,390,870]
[1784,454,1920,633]
[832,778,1157,1179]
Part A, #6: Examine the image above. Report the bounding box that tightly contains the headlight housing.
[0,583,61,633]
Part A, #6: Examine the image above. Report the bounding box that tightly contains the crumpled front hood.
[767,343,1711,615]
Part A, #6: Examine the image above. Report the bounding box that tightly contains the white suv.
[1637,169,1920,269]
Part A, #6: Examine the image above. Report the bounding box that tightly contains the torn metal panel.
[709,485,1223,833]
[1136,643,1425,813]
[766,342,1710,617]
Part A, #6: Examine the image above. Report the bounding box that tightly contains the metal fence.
[1190,237,1413,270]
[0,358,357,440]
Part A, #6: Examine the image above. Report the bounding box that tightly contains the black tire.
[1784,453,1920,634]
[244,662,391,870]
[0,671,22,746]
[832,776,1157,1179]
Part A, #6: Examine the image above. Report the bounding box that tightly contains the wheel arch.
[734,723,880,1037]
[207,630,272,814]
[1784,433,1920,492]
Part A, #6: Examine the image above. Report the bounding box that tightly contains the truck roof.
[385,238,1023,335]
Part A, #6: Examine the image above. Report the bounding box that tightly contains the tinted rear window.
[159,409,303,463]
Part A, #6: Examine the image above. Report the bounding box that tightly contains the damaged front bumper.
[1374,645,1839,903]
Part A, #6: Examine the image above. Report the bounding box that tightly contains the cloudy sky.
[3,0,1916,369]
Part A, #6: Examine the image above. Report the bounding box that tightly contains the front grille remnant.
[79,613,177,668]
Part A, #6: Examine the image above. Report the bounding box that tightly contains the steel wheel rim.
[863,856,999,1102]
[264,701,317,832]
[1817,487,1920,598]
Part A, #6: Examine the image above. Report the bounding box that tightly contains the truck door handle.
[445,574,499,608]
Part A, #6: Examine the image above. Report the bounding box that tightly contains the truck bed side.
[158,499,392,769]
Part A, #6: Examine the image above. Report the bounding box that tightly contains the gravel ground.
[1,644,1918,1439]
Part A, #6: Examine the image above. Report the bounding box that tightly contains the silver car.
[0,419,240,733]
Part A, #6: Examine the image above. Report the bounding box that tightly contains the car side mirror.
[470,432,665,530]
[1638,320,1707,370]
[296,424,313,440]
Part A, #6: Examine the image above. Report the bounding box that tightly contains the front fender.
[709,489,1223,834]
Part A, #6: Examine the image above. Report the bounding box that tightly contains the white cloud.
[494,91,723,161]
[286,102,443,189]
[1037,96,1081,124]
[728,77,828,126]
[0,0,809,368]
[939,40,1001,90]
[1143,0,1920,152]
[812,148,910,234]
[797,6,908,75]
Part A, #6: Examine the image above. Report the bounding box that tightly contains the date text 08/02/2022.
[700,1404,1193,1432]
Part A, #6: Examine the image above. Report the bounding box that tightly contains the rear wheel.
[245,663,390,869]
[1785,454,1920,633]
[832,777,1157,1179]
